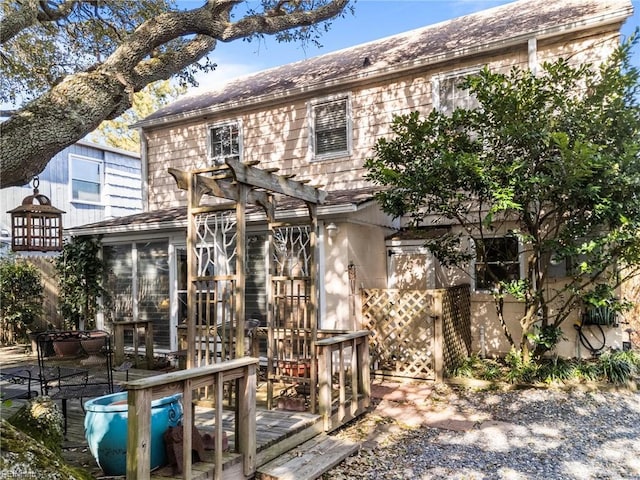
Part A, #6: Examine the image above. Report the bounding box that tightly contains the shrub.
[0,256,44,344]
[598,350,638,384]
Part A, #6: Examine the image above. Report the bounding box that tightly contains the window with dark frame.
[313,97,349,157]
[474,236,520,290]
[209,122,240,164]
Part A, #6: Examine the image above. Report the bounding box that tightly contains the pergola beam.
[226,159,327,204]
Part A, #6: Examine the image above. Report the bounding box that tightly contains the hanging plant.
[55,237,109,330]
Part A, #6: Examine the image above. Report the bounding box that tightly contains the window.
[208,122,241,164]
[474,237,520,290]
[70,155,102,203]
[310,95,351,159]
[434,69,480,115]
[103,241,170,349]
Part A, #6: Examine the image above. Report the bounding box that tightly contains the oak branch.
[0,0,349,188]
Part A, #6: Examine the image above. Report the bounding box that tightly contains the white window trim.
[471,235,523,293]
[69,153,104,205]
[432,66,481,113]
[207,119,243,165]
[308,93,352,162]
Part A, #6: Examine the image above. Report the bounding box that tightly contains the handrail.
[316,330,371,431]
[124,357,258,479]
[316,330,371,346]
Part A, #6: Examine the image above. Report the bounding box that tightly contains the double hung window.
[433,69,480,115]
[209,121,241,165]
[310,95,351,159]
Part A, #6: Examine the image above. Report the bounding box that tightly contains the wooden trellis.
[169,159,326,409]
[361,284,471,381]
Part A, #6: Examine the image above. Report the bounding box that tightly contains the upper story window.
[309,94,351,160]
[474,236,520,291]
[433,68,480,115]
[70,155,102,203]
[208,121,241,165]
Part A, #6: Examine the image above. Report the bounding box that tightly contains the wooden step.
[256,433,358,480]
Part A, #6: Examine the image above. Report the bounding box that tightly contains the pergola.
[169,159,327,407]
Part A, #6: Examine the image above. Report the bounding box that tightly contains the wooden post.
[186,172,198,369]
[181,379,193,479]
[338,345,345,423]
[351,337,358,417]
[358,334,371,409]
[238,363,257,476]
[126,388,152,479]
[215,372,224,479]
[432,291,444,382]
[235,184,248,357]
[317,344,332,431]
[114,322,125,366]
[145,321,154,369]
[307,203,318,413]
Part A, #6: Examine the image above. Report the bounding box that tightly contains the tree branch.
[0,0,351,188]
[0,0,77,43]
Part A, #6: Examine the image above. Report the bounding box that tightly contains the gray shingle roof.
[68,187,382,234]
[139,0,631,127]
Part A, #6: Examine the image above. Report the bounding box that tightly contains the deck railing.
[315,330,371,431]
[124,357,258,479]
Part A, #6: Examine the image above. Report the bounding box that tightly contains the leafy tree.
[0,256,44,344]
[55,237,108,330]
[366,36,640,362]
[88,80,186,152]
[0,0,352,188]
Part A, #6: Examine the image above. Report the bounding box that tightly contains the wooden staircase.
[256,434,358,480]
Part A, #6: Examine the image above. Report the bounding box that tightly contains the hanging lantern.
[7,177,65,252]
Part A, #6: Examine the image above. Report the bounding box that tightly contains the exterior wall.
[144,26,618,213]
[321,219,390,331]
[144,47,529,211]
[0,141,142,234]
[138,21,627,358]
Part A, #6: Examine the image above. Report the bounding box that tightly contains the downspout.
[139,128,149,212]
[528,37,538,76]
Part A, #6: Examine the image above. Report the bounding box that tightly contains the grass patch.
[449,350,640,386]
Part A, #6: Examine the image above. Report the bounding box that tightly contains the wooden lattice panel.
[361,289,437,380]
[441,285,472,373]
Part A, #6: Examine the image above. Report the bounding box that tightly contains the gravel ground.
[325,384,640,480]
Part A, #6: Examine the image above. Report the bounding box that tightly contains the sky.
[182,0,640,96]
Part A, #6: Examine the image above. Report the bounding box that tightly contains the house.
[1,140,142,325]
[1,139,142,239]
[69,0,634,366]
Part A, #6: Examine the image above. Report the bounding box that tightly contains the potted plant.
[55,236,109,331]
[0,255,44,346]
[581,284,631,326]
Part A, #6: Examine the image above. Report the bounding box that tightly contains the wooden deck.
[1,350,323,479]
[1,336,370,479]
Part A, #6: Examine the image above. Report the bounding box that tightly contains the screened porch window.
[310,96,350,159]
[104,241,170,349]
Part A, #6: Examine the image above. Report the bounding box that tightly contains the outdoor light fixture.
[8,177,65,252]
[325,222,339,238]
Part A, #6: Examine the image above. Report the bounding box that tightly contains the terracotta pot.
[81,334,106,355]
[53,337,81,358]
[278,360,311,377]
